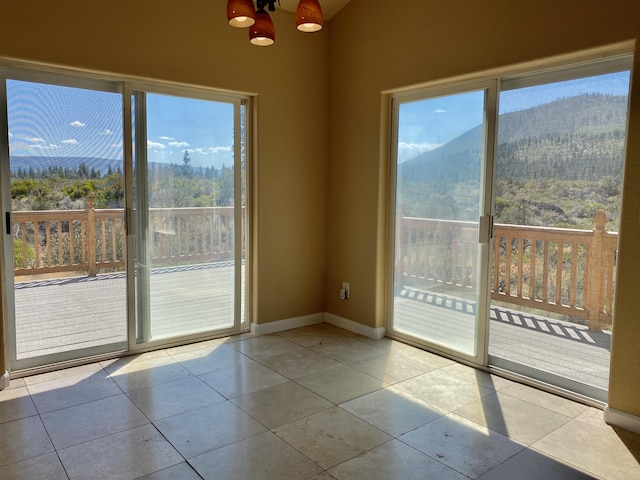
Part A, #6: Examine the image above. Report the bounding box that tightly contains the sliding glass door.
[389,54,632,400]
[0,68,249,372]
[130,88,247,345]
[488,58,632,401]
[389,82,495,362]
[1,72,127,370]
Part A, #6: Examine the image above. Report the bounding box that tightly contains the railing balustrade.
[397,210,617,331]
[13,203,616,332]
[12,203,244,278]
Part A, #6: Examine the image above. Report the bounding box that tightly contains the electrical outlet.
[342,282,350,299]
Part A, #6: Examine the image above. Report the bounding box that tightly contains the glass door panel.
[133,91,244,343]
[391,87,491,359]
[3,76,127,370]
[489,65,631,401]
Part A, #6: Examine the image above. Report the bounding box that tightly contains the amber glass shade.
[250,10,275,46]
[227,0,256,28]
[296,0,323,32]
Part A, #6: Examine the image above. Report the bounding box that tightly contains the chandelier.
[227,0,324,46]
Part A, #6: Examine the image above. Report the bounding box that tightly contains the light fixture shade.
[296,0,323,32]
[250,10,275,46]
[227,0,256,28]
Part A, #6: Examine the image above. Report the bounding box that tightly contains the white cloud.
[435,109,446,113]
[169,141,190,148]
[147,140,166,149]
[193,148,208,155]
[70,120,86,127]
[25,136,45,143]
[33,143,60,151]
[99,129,114,135]
[8,131,13,137]
[158,136,175,141]
[209,146,233,153]
[61,139,78,145]
[397,141,442,163]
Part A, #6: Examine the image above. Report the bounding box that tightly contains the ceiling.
[278,0,351,20]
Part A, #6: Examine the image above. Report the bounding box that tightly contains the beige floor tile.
[295,364,386,404]
[189,431,322,480]
[169,343,250,376]
[440,363,516,390]
[41,393,149,449]
[229,334,303,360]
[6,377,27,389]
[309,336,387,364]
[307,473,339,480]
[256,347,340,379]
[231,381,332,429]
[477,448,598,479]
[400,413,525,478]
[0,385,37,423]
[454,391,572,445]
[0,452,68,480]
[574,406,609,430]
[58,424,182,480]
[106,355,193,392]
[137,462,202,480]
[27,370,121,414]
[340,386,445,436]
[395,369,494,412]
[154,400,266,458]
[277,324,354,347]
[162,337,231,356]
[127,376,225,420]
[273,406,392,469]
[100,350,170,373]
[328,439,467,480]
[533,418,640,480]
[199,360,289,398]
[499,383,588,418]
[0,416,54,467]
[24,362,106,386]
[348,351,442,383]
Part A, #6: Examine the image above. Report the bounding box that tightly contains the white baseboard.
[250,312,386,340]
[604,406,640,434]
[324,313,386,340]
[250,313,324,336]
[0,371,9,390]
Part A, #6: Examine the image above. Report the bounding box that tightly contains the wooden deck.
[13,270,611,391]
[14,263,239,360]
[394,287,611,391]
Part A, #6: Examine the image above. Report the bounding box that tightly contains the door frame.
[124,81,250,353]
[386,78,498,367]
[0,68,128,372]
[0,63,252,374]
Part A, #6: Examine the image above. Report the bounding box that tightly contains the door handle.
[479,215,493,244]
[5,211,10,235]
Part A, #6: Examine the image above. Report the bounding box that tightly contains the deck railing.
[12,201,244,278]
[397,210,617,331]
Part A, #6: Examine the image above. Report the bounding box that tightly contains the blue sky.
[397,70,630,163]
[7,81,236,169]
[7,70,630,168]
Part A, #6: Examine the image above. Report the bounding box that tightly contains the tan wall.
[0,0,329,327]
[327,0,640,415]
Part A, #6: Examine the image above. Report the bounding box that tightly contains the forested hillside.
[10,151,237,211]
[397,93,628,230]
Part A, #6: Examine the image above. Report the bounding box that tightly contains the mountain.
[399,93,628,185]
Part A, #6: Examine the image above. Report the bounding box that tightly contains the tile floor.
[1,323,639,480]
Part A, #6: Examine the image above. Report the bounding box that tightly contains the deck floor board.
[13,269,610,390]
